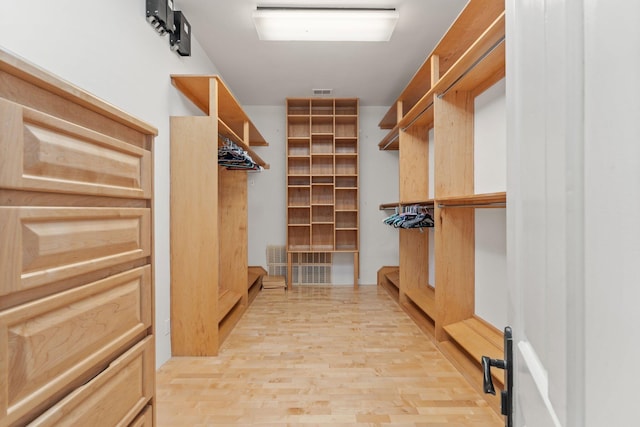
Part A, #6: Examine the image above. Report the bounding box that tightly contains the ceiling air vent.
[312,88,332,96]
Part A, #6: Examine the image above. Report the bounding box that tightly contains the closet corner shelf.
[170,74,269,146]
[437,192,506,207]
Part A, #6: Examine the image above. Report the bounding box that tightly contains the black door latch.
[482,326,513,427]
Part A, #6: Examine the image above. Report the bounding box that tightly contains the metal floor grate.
[267,246,332,285]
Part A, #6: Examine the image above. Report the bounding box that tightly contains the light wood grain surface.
[156,285,502,426]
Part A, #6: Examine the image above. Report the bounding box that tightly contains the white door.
[506,0,585,425]
[507,1,640,426]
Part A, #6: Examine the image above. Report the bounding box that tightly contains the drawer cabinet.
[0,49,156,425]
[28,337,154,427]
[0,207,151,296]
[0,266,152,425]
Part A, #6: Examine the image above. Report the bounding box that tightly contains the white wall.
[358,107,400,283]
[474,78,507,329]
[246,105,399,285]
[584,2,640,425]
[0,0,218,368]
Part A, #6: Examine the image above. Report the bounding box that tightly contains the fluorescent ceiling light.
[252,7,399,42]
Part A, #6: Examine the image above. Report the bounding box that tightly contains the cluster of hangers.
[218,135,263,171]
[383,205,434,229]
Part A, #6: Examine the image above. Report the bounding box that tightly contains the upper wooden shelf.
[171,75,268,147]
[377,0,505,151]
[437,192,506,207]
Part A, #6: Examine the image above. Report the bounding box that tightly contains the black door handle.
[482,326,513,427]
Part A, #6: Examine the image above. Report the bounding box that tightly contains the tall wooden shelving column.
[375,0,507,415]
[286,98,359,288]
[170,75,269,356]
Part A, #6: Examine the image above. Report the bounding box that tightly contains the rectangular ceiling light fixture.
[252,6,399,42]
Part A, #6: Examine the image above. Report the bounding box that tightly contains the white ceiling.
[175,0,468,106]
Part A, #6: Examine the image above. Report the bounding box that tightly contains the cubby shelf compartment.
[287,97,360,288]
[311,98,334,115]
[336,211,357,229]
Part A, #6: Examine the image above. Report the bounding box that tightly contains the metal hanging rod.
[437,36,506,100]
[438,201,506,209]
[381,35,505,148]
[380,132,400,150]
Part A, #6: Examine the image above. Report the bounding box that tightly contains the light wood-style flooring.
[156,285,502,426]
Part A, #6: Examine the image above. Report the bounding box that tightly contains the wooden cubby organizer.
[376,0,507,415]
[170,75,269,356]
[286,98,359,288]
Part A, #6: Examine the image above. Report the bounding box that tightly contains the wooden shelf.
[379,56,438,129]
[377,1,504,132]
[386,270,400,289]
[443,317,504,387]
[437,191,506,207]
[404,286,436,319]
[399,14,505,133]
[378,125,400,150]
[432,13,505,96]
[217,291,242,323]
[438,340,502,414]
[171,75,267,146]
[218,119,269,169]
[248,266,267,304]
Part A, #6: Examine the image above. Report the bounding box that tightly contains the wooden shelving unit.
[170,75,269,356]
[286,98,360,288]
[375,0,507,416]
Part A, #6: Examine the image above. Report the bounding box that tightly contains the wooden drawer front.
[0,99,151,199]
[128,405,153,427]
[0,207,150,296]
[0,266,152,426]
[28,337,154,427]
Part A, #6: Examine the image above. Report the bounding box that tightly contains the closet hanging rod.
[380,131,400,150]
[438,202,506,209]
[401,101,434,132]
[437,36,505,100]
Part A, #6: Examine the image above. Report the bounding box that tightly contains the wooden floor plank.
[156,285,502,426]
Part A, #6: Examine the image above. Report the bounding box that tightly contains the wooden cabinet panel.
[0,207,150,296]
[0,99,151,199]
[28,337,154,427]
[128,406,153,427]
[0,266,152,426]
